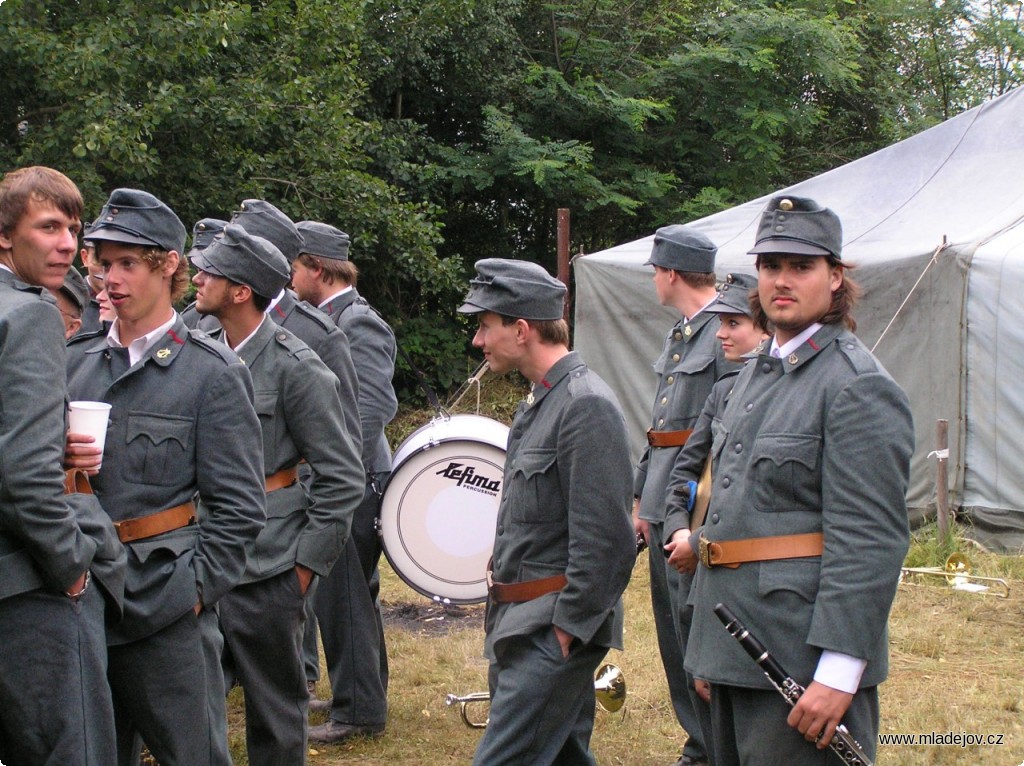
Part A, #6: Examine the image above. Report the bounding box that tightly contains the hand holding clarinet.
[714,603,875,766]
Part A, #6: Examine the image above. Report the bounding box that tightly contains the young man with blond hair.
[65,188,266,766]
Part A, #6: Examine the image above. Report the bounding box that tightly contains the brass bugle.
[900,552,1009,598]
[445,663,627,728]
[444,691,491,729]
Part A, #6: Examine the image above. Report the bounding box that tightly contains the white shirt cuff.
[813,651,866,694]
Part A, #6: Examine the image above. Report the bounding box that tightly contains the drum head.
[381,416,509,604]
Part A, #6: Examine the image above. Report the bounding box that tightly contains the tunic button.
[497,525,504,535]
[658,418,665,427]
[745,402,754,412]
[761,362,772,373]
[495,559,501,569]
[711,513,720,524]
[734,443,742,454]
[661,397,668,405]
[674,331,683,340]
[666,376,675,384]
[722,477,731,488]
[672,354,680,362]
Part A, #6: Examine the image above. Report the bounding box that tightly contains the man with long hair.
[686,196,913,766]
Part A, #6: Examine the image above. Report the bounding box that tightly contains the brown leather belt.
[487,570,568,603]
[114,502,197,544]
[64,468,93,495]
[265,465,299,492]
[647,428,693,448]
[698,532,824,569]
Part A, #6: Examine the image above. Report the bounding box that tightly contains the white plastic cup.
[68,401,112,463]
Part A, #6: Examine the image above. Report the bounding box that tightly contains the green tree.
[0,0,463,397]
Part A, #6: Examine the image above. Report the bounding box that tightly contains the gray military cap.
[458,258,566,321]
[296,221,351,262]
[706,272,758,318]
[230,200,303,264]
[189,218,227,255]
[59,267,91,313]
[749,196,842,260]
[88,188,187,254]
[643,223,716,274]
[645,225,717,273]
[190,223,290,300]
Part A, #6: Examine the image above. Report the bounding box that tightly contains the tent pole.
[936,419,951,546]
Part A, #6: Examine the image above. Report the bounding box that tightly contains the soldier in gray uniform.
[634,226,734,766]
[226,201,365,701]
[291,220,396,743]
[180,217,228,330]
[458,258,635,766]
[0,165,123,766]
[77,232,106,335]
[658,271,768,764]
[64,188,266,766]
[685,196,914,766]
[191,224,365,765]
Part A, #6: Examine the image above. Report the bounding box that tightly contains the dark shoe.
[307,696,332,714]
[308,720,385,744]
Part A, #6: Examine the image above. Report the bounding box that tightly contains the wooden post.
[557,208,571,322]
[936,419,950,546]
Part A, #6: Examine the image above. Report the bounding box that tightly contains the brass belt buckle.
[485,569,495,598]
[698,535,713,569]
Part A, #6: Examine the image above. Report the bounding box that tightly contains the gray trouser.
[108,608,224,766]
[0,585,115,766]
[220,570,309,766]
[309,483,388,725]
[472,626,608,766]
[708,684,879,766]
[648,521,708,760]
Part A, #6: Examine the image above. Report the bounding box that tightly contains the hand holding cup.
[66,401,111,473]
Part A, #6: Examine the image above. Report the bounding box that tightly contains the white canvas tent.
[573,86,1024,553]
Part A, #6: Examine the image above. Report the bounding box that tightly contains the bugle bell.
[900,552,1009,598]
[445,663,627,728]
[594,662,626,713]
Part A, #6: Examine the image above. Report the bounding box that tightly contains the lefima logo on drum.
[435,462,502,494]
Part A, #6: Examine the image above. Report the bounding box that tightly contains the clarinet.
[713,603,874,766]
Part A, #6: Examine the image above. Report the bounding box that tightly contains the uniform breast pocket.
[123,412,193,487]
[661,355,716,418]
[508,448,560,524]
[749,433,822,511]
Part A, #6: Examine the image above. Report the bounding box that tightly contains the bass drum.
[380,414,509,604]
